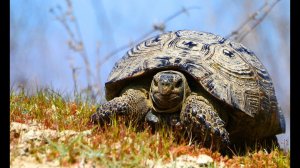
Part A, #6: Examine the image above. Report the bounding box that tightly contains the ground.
[10,89,290,167]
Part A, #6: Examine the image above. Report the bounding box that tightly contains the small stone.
[196,154,213,166]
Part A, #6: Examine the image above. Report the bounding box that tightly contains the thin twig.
[95,42,104,101]
[50,0,95,100]
[65,0,94,96]
[225,2,267,39]
[236,0,280,42]
[67,57,79,98]
[226,0,280,42]
[98,6,201,66]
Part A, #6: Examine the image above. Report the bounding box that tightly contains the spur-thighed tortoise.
[91,30,285,147]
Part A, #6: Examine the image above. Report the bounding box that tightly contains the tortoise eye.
[175,79,183,88]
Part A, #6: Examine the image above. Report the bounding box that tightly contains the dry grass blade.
[10,89,290,167]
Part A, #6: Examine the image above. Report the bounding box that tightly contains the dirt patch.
[10,121,93,168]
[10,121,220,167]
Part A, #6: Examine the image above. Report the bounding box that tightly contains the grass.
[10,88,95,131]
[10,88,290,167]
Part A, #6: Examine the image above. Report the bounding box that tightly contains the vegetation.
[10,0,289,167]
[10,88,290,167]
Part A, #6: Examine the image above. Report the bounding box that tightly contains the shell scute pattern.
[106,30,282,123]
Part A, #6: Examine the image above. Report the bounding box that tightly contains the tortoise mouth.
[152,93,182,110]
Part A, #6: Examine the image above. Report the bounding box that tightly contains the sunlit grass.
[10,88,96,131]
[10,88,290,167]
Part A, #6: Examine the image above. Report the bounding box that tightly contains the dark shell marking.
[105,30,285,135]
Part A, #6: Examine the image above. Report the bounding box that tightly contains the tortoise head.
[150,70,191,113]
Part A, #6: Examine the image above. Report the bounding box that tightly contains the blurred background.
[10,0,290,149]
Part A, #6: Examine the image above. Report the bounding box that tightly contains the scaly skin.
[91,88,150,125]
[91,70,230,148]
[105,30,285,144]
[91,30,286,152]
[180,94,230,147]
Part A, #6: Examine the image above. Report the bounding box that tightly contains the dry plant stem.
[98,6,201,67]
[51,0,95,99]
[10,91,290,167]
[95,42,103,99]
[68,59,79,98]
[226,0,280,42]
[236,0,281,42]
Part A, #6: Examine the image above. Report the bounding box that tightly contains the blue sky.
[10,0,290,148]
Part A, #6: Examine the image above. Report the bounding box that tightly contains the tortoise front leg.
[91,88,150,125]
[180,94,230,148]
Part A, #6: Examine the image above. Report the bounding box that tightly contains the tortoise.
[91,30,285,148]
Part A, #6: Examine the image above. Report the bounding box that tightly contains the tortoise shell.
[105,30,285,133]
